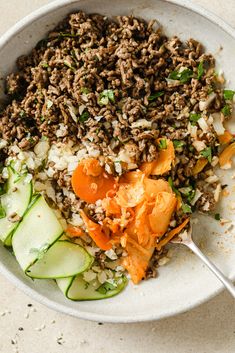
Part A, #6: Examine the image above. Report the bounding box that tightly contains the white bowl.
[0,0,235,323]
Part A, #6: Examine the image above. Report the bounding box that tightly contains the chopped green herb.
[208,86,214,95]
[168,177,180,196]
[81,87,90,94]
[40,116,45,122]
[182,203,192,214]
[197,61,204,80]
[148,91,164,101]
[179,186,196,203]
[0,200,6,219]
[169,68,193,83]
[223,89,235,100]
[189,113,201,125]
[200,147,212,163]
[19,110,26,118]
[214,213,221,221]
[41,62,49,68]
[158,138,167,150]
[79,110,90,123]
[189,145,195,152]
[173,140,185,149]
[96,281,116,294]
[221,105,231,116]
[98,89,115,105]
[46,100,53,109]
[64,60,75,71]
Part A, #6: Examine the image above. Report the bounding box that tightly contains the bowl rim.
[0,0,234,323]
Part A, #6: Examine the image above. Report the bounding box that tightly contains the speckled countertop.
[0,1,235,353]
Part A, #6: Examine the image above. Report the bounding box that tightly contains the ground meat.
[0,12,227,230]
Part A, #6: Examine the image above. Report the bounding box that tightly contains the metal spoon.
[171,223,235,298]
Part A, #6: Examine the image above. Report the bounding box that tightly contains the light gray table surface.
[0,1,235,353]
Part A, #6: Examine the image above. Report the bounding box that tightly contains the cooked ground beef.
[0,11,230,225]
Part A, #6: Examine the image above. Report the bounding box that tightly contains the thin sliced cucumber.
[12,195,63,272]
[57,274,127,301]
[0,167,32,245]
[27,240,93,279]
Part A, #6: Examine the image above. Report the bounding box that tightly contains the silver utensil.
[171,223,235,298]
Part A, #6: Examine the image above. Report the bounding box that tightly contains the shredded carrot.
[148,192,177,236]
[140,139,175,176]
[218,130,233,144]
[66,225,84,237]
[72,158,117,203]
[193,158,208,175]
[219,142,235,168]
[156,218,190,250]
[80,210,112,250]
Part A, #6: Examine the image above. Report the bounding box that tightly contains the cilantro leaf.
[173,140,185,149]
[200,147,212,163]
[189,113,201,125]
[179,186,196,203]
[197,61,204,80]
[223,90,235,100]
[98,90,115,105]
[148,91,164,101]
[169,69,193,83]
[214,213,221,221]
[158,138,167,150]
[79,110,90,123]
[96,281,116,294]
[81,87,90,94]
[182,203,192,214]
[168,177,180,196]
[221,105,231,116]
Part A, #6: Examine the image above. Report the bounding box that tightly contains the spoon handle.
[186,240,235,298]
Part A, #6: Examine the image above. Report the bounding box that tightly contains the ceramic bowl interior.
[0,0,235,323]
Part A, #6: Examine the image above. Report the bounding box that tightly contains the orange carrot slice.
[140,139,175,176]
[144,178,172,199]
[193,158,208,175]
[156,218,189,250]
[102,197,121,216]
[122,238,155,284]
[218,130,233,145]
[72,158,117,203]
[116,181,145,208]
[66,225,84,237]
[219,142,235,168]
[151,139,175,175]
[148,192,177,236]
[80,210,111,250]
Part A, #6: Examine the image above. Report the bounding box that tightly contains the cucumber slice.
[57,274,127,301]
[27,240,93,279]
[12,195,63,272]
[0,167,32,245]
[12,195,93,279]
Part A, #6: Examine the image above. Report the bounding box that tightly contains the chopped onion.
[191,188,202,206]
[199,92,216,111]
[211,113,225,136]
[214,183,222,202]
[198,117,209,132]
[166,78,180,86]
[205,175,219,183]
[192,140,207,152]
[66,101,78,123]
[131,119,152,129]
